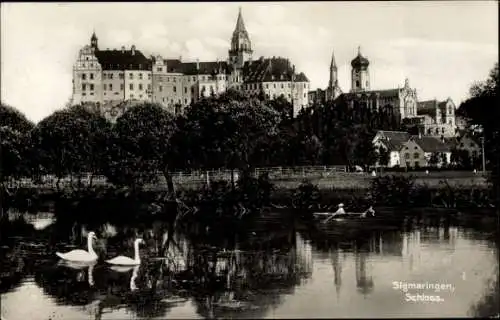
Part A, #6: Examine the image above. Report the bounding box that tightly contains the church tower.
[90,31,99,52]
[228,7,252,69]
[350,46,370,93]
[326,49,342,101]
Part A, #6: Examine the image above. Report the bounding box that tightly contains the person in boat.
[332,203,346,216]
[361,206,376,218]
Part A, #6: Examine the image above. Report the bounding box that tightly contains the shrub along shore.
[3,175,496,220]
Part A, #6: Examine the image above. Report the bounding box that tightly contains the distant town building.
[373,130,453,168]
[71,8,310,119]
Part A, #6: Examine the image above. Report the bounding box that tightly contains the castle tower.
[228,7,253,69]
[90,31,98,51]
[350,46,370,93]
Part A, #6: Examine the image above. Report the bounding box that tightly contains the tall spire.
[235,7,247,33]
[330,49,337,70]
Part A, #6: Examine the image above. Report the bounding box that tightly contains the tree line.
[1,63,498,197]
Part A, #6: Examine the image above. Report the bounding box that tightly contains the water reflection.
[0,211,498,319]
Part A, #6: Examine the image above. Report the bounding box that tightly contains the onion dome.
[351,46,369,68]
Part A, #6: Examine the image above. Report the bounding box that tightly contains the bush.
[370,175,416,207]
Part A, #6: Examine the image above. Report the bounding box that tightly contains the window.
[90,84,94,91]
[413,153,419,159]
[274,84,276,89]
[120,84,124,90]
[103,74,107,80]
[159,86,163,92]
[90,73,94,80]
[129,73,133,80]
[167,77,170,82]
[157,67,163,72]
[266,84,269,89]
[281,84,284,89]
[173,86,177,93]
[139,84,143,90]
[185,98,188,104]
[184,87,187,94]
[435,128,439,134]
[109,74,113,80]
[415,161,420,168]
[173,77,176,82]
[109,84,112,91]
[405,153,410,159]
[192,76,196,81]
[139,73,143,80]
[130,84,134,90]
[366,81,369,87]
[191,87,194,94]
[304,93,306,98]
[103,84,107,90]
[147,84,151,90]
[304,83,307,89]
[119,73,124,79]
[449,120,452,125]
[356,80,360,87]
[427,128,431,134]
[82,73,86,80]
[82,84,86,90]
[442,127,445,133]
[148,74,151,80]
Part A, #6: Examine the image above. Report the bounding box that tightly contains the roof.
[375,130,410,151]
[411,136,451,152]
[157,59,232,75]
[241,57,309,83]
[340,88,400,100]
[95,49,151,71]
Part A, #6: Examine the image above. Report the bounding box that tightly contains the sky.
[1,1,498,123]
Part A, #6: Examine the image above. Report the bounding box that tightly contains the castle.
[308,47,458,138]
[71,8,310,119]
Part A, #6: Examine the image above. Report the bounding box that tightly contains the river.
[0,210,498,319]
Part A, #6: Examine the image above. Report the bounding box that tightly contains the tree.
[0,103,35,133]
[31,105,112,189]
[377,146,390,167]
[428,153,440,167]
[457,63,499,208]
[106,103,177,191]
[181,90,280,175]
[0,105,34,182]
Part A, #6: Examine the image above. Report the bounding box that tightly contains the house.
[399,139,425,168]
[446,133,482,168]
[372,130,411,167]
[411,135,451,167]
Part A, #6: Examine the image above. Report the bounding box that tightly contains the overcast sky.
[1,1,498,122]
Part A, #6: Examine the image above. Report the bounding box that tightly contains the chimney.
[131,45,136,55]
[196,58,200,70]
[121,46,125,53]
[418,131,422,139]
[179,55,182,62]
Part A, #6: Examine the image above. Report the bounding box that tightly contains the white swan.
[106,239,145,266]
[56,231,98,262]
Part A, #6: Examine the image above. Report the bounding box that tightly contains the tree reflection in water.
[25,217,313,319]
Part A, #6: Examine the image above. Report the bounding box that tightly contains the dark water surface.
[1,210,498,319]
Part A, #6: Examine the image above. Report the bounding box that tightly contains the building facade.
[71,8,310,119]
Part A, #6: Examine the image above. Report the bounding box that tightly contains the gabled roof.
[95,49,151,70]
[241,57,309,83]
[411,136,451,152]
[374,130,410,151]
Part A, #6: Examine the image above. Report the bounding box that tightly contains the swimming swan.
[106,239,145,266]
[56,231,98,262]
